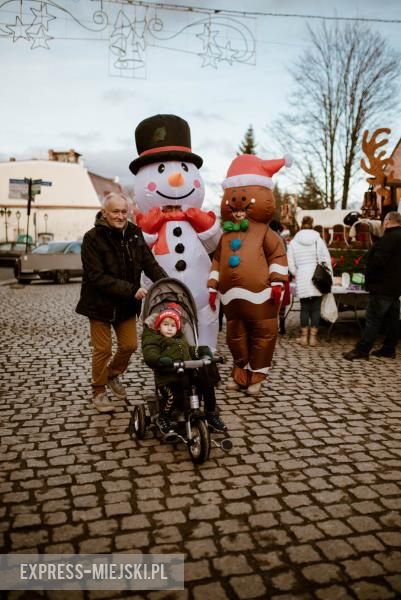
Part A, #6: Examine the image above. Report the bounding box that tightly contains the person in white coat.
[287,215,332,346]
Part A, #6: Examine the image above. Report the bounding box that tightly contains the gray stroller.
[129,277,232,464]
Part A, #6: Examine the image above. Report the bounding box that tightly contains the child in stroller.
[129,277,231,464]
[142,302,227,435]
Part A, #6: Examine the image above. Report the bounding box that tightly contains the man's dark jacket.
[365,225,401,297]
[76,213,166,323]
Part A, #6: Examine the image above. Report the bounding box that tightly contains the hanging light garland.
[2,1,398,78]
[0,0,256,78]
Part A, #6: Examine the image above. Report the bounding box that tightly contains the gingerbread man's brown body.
[208,155,291,391]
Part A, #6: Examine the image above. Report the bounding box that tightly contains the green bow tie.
[223,219,249,232]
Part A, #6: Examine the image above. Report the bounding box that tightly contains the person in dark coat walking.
[76,193,166,412]
[343,211,401,361]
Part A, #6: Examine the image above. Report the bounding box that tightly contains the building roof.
[89,172,123,201]
[387,137,401,177]
[0,154,122,209]
[296,208,351,228]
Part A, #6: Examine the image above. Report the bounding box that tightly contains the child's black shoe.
[156,414,175,436]
[206,412,227,433]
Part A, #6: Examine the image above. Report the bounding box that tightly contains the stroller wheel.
[188,419,210,465]
[129,405,146,439]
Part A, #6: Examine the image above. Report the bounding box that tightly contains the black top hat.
[129,114,203,175]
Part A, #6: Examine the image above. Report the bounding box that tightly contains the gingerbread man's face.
[221,185,276,224]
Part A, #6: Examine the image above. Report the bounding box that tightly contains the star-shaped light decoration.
[5,16,30,43]
[200,46,220,69]
[30,25,53,49]
[30,3,56,31]
[221,40,239,65]
[196,23,219,52]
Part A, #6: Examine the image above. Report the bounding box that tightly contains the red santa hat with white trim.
[222,153,293,190]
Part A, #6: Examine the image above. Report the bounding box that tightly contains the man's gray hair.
[102,192,129,209]
[384,211,401,225]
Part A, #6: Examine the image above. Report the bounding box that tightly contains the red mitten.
[185,208,216,233]
[271,285,283,305]
[136,207,167,234]
[209,291,217,311]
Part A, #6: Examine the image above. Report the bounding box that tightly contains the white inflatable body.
[135,160,221,350]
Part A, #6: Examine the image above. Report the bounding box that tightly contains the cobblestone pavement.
[1,282,401,600]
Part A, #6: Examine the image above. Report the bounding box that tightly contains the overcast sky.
[1,0,401,210]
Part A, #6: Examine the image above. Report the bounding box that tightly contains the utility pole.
[25,178,32,253]
[9,177,52,251]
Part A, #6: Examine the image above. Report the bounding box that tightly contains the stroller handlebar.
[173,356,224,371]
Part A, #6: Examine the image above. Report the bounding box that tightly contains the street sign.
[32,179,52,186]
[9,178,52,199]
[9,179,28,199]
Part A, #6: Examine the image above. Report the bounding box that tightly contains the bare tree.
[270,20,400,209]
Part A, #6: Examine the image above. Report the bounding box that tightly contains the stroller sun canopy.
[142,277,199,346]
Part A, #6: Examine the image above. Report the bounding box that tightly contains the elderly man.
[76,193,166,412]
[343,211,401,360]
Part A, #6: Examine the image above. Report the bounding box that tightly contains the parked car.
[0,241,35,268]
[15,241,83,284]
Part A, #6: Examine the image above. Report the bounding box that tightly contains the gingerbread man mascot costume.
[129,114,222,350]
[207,154,291,395]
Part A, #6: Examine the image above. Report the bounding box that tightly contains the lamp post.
[16,210,21,237]
[0,207,12,242]
[44,213,48,233]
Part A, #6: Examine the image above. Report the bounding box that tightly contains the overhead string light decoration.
[2,0,401,74]
[107,2,256,78]
[0,0,256,77]
[0,0,108,50]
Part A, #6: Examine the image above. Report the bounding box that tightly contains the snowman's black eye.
[181,163,188,172]
[158,164,165,173]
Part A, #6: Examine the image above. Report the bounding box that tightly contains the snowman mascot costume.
[129,114,222,350]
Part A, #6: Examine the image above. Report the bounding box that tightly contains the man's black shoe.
[343,349,369,361]
[371,348,396,359]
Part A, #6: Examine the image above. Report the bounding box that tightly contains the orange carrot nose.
[168,172,184,187]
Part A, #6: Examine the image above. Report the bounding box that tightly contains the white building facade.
[0,150,123,243]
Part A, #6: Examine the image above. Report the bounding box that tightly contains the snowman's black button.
[175,243,185,254]
[173,227,182,237]
[175,260,186,271]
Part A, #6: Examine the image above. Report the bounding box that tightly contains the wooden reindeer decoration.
[361,128,401,210]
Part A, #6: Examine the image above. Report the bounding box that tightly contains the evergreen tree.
[238,125,257,155]
[297,169,326,210]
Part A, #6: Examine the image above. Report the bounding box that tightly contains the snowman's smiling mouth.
[157,188,195,200]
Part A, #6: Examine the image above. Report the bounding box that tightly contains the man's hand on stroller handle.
[135,287,148,300]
